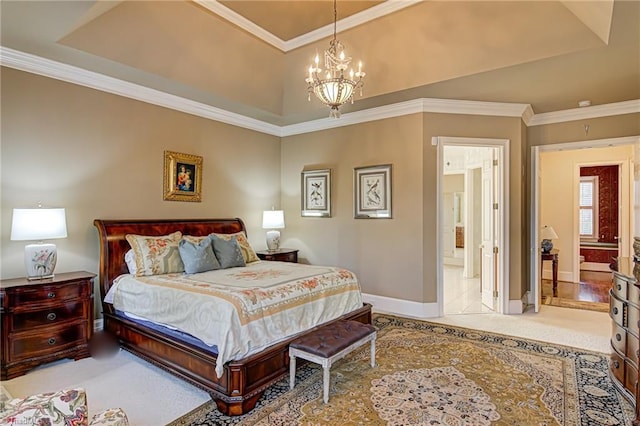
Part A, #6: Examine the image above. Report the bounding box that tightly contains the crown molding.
[0,47,282,137]
[282,98,531,136]
[528,99,640,126]
[195,0,421,52]
[2,47,638,138]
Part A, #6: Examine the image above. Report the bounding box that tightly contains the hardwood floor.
[542,270,611,305]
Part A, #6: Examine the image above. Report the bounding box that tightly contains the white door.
[442,193,455,259]
[481,152,497,310]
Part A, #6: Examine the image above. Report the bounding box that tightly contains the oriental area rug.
[169,314,634,425]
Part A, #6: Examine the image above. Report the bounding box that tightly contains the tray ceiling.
[1,0,637,126]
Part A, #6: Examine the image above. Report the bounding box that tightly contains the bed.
[93,218,372,416]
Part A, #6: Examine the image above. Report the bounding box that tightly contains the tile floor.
[443,265,493,314]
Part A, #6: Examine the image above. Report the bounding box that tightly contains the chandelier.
[305,0,365,118]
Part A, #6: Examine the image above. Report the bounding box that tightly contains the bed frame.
[93,218,372,416]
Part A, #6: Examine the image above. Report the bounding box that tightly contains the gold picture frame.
[163,150,203,202]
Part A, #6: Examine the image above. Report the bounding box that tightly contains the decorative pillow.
[178,237,221,274]
[124,249,137,275]
[125,231,184,276]
[210,231,260,264]
[0,388,88,426]
[210,235,246,268]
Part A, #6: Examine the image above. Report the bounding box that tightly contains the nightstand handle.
[47,313,57,321]
[616,333,622,341]
[48,337,56,345]
[47,292,56,298]
[613,307,619,315]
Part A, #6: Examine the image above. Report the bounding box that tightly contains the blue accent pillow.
[178,237,221,274]
[210,235,246,268]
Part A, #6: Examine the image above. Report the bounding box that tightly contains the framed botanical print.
[163,150,203,202]
[354,164,392,218]
[301,169,331,217]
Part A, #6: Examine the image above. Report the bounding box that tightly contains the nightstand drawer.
[11,301,85,332]
[9,323,87,362]
[7,282,87,306]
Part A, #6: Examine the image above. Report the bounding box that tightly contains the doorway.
[530,136,639,313]
[437,137,509,316]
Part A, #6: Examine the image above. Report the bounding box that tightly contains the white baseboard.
[362,293,439,319]
[94,318,104,332]
[362,292,525,317]
[542,269,573,282]
[580,262,611,272]
[443,257,464,266]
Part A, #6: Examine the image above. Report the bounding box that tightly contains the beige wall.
[423,113,525,302]
[281,115,425,301]
[281,112,526,305]
[3,67,638,316]
[1,69,282,288]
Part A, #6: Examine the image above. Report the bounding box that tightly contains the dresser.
[1,271,95,380]
[609,257,640,424]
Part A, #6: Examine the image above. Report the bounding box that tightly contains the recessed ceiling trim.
[2,46,637,137]
[285,0,422,51]
[194,0,287,51]
[528,100,640,126]
[195,0,421,52]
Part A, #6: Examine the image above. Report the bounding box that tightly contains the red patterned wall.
[580,165,618,262]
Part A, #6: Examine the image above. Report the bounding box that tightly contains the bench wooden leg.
[370,338,376,368]
[322,360,331,404]
[289,353,296,390]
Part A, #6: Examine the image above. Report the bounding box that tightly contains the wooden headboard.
[93,218,246,312]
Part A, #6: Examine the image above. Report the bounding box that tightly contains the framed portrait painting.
[354,164,392,218]
[163,151,203,202]
[301,169,331,217]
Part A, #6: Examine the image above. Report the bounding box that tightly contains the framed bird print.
[301,169,331,217]
[354,164,392,218]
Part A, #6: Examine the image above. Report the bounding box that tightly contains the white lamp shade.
[541,225,559,240]
[11,208,68,241]
[262,210,285,229]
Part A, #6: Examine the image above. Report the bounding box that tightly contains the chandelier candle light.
[305,0,365,118]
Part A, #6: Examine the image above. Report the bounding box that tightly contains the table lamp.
[541,225,558,253]
[262,210,285,252]
[11,207,68,280]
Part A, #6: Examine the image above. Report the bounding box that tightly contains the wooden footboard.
[104,303,372,415]
[93,218,372,416]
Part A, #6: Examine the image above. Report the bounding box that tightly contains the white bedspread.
[105,261,363,378]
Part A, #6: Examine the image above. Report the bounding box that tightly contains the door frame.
[530,135,639,313]
[436,136,510,316]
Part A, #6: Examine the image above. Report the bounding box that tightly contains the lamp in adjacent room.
[541,225,558,253]
[11,206,68,280]
[262,210,285,252]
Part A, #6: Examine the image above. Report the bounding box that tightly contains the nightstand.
[256,248,299,263]
[1,271,95,380]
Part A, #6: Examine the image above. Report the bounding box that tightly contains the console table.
[541,249,559,295]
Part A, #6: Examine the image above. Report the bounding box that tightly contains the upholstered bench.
[289,320,376,403]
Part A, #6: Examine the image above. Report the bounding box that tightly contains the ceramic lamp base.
[541,239,553,253]
[266,230,281,252]
[24,243,57,280]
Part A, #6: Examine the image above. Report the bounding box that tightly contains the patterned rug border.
[170,313,632,425]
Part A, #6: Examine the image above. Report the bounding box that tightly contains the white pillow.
[124,249,137,275]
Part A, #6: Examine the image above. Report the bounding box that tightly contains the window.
[579,176,598,239]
